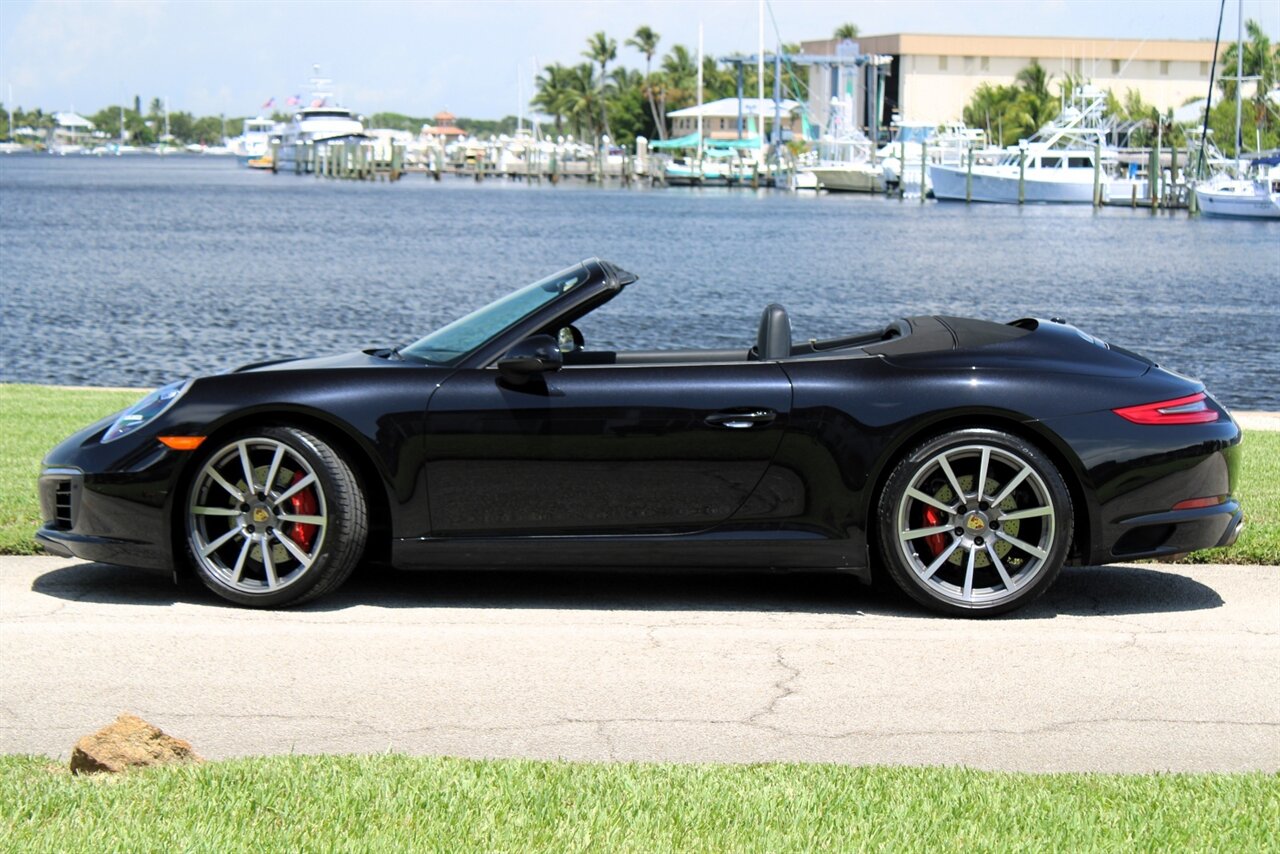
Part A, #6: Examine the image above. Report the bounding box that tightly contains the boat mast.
[757,0,764,155]
[1195,0,1227,179]
[1233,0,1242,173]
[696,22,704,163]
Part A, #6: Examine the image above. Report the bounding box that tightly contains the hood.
[232,349,400,374]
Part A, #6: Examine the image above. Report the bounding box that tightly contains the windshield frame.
[400,263,592,366]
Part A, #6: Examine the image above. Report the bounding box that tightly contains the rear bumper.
[1038,405,1243,565]
[1107,499,1243,560]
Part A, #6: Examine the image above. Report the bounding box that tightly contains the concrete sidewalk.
[2,556,1276,772]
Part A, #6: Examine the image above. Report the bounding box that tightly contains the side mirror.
[497,334,563,383]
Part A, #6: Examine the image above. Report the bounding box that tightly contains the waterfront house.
[667,97,803,142]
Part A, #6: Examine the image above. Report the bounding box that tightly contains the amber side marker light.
[158,436,206,451]
[1113,392,1219,425]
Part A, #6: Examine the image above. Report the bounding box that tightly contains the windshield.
[401,264,588,365]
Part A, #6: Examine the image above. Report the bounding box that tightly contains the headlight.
[101,379,192,443]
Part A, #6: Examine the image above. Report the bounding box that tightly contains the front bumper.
[36,467,173,573]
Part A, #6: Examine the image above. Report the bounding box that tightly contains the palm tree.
[532,63,573,135]
[563,63,601,139]
[1014,60,1055,136]
[626,25,663,139]
[661,45,698,106]
[833,23,859,41]
[583,31,617,138]
[1219,20,1278,133]
[656,44,698,131]
[1015,61,1051,102]
[962,82,1011,141]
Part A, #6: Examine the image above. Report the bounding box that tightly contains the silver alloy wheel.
[187,437,328,595]
[893,443,1056,607]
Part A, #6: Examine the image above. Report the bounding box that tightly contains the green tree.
[962,82,1016,143]
[626,25,663,139]
[959,60,1058,145]
[532,62,574,135]
[583,31,617,138]
[834,23,859,40]
[167,111,195,142]
[561,63,602,139]
[606,67,656,146]
[1219,19,1279,137]
[660,44,698,108]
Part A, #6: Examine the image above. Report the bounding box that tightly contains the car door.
[424,360,793,536]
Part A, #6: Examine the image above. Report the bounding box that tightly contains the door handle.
[704,409,777,429]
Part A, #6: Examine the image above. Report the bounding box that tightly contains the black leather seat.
[756,304,792,361]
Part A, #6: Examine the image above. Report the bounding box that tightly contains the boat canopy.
[649,133,702,149]
[650,133,763,150]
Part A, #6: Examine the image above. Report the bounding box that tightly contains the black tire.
[184,426,367,608]
[876,428,1072,617]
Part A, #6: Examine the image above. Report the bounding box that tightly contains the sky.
[2,0,1278,120]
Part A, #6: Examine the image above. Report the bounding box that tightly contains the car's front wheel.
[877,428,1073,617]
[184,426,367,607]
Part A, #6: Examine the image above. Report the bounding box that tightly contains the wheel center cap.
[965,512,988,532]
[251,506,270,524]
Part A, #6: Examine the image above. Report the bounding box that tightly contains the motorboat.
[879,122,987,195]
[664,156,733,186]
[228,117,278,163]
[801,95,884,193]
[930,87,1124,203]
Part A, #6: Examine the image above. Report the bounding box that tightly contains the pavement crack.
[746,648,802,727]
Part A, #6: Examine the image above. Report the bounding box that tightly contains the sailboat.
[1193,0,1280,218]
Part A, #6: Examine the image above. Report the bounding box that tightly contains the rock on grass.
[69,713,202,774]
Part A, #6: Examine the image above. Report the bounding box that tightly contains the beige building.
[800,34,1217,134]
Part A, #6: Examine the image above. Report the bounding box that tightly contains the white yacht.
[228,117,278,163]
[929,87,1124,204]
[1195,164,1280,219]
[276,67,368,172]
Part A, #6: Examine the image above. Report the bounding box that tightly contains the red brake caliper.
[286,470,318,551]
[922,506,946,558]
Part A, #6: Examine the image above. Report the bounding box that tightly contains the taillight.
[1113,392,1218,425]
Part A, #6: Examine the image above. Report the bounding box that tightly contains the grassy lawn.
[1,755,1276,851]
[0,383,1276,564]
[0,385,144,555]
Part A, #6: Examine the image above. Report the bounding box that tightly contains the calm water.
[1,155,1277,408]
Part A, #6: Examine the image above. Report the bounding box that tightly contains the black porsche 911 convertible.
[38,258,1243,616]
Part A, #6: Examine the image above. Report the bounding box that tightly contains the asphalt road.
[1,555,1276,773]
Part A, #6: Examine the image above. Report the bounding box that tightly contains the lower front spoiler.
[36,526,172,575]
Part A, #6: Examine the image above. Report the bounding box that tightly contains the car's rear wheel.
[877,428,1072,617]
[184,426,366,607]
